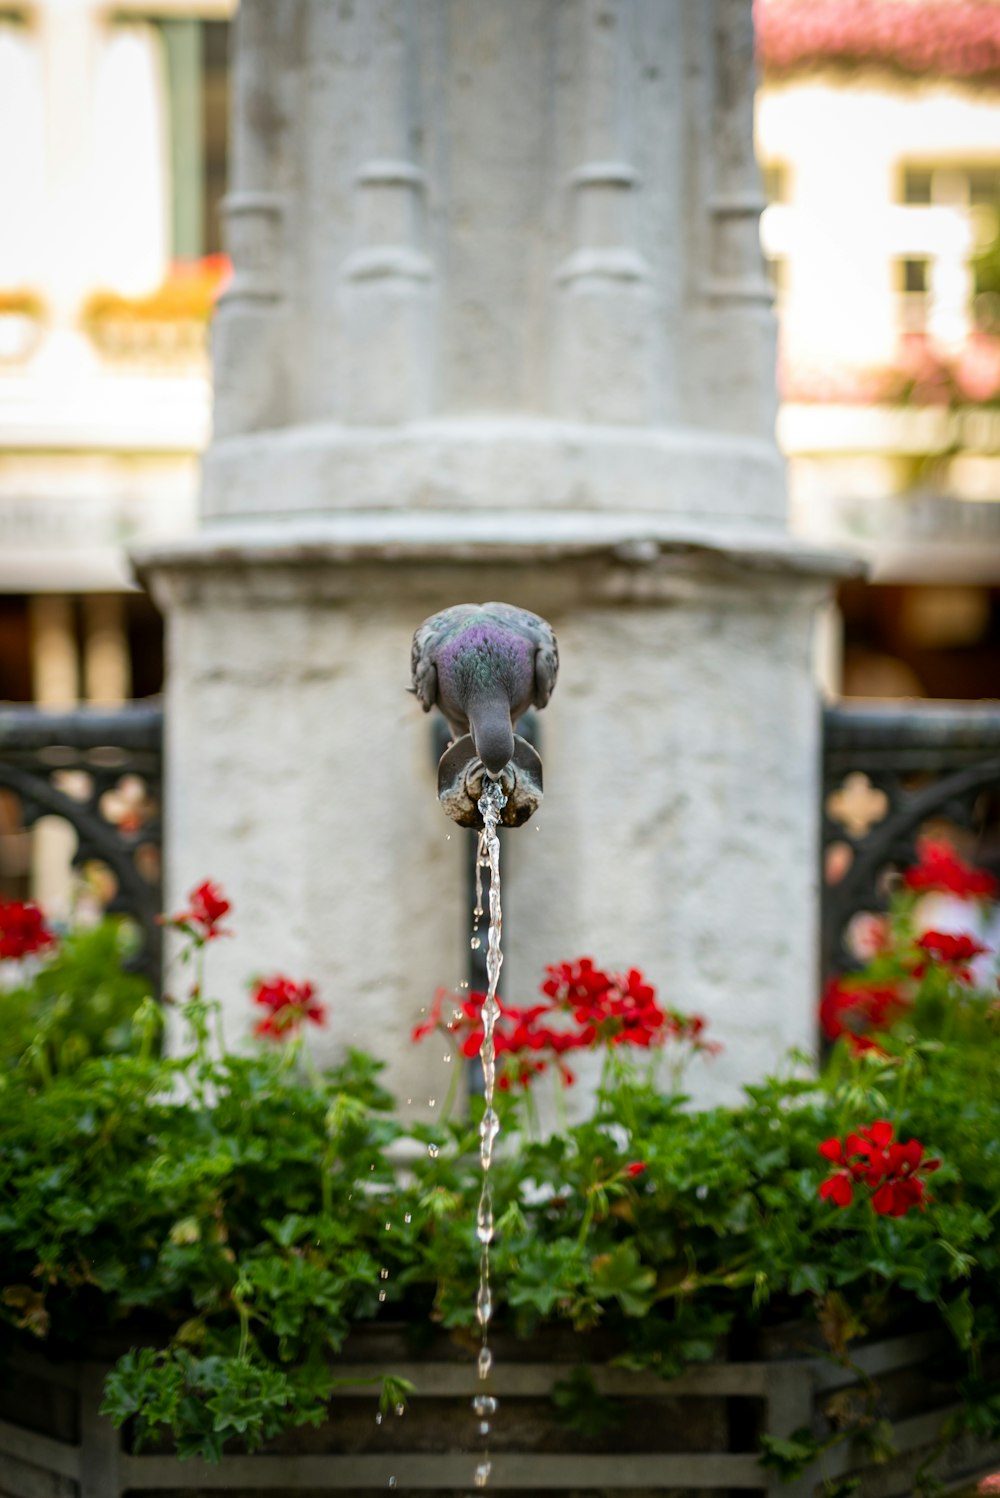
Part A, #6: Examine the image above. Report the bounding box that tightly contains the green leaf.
[591,1242,656,1317]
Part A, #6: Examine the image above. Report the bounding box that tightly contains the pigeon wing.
[410,622,440,713]
[532,624,559,708]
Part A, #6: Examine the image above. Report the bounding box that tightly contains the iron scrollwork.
[822,703,1000,980]
[0,703,164,985]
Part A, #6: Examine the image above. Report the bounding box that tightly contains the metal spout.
[437,733,543,829]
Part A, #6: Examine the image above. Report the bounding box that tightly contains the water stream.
[472,776,506,1489]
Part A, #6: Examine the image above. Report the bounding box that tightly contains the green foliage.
[0,918,157,1079]
[5,881,1000,1471]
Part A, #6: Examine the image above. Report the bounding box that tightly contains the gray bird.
[411,602,559,776]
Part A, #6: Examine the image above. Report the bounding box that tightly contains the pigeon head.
[410,602,559,778]
[436,623,533,775]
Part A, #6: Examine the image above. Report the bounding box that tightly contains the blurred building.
[0,0,231,901]
[4,1,1000,724]
[757,0,1000,696]
[0,0,231,719]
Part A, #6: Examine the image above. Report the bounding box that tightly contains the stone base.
[137,523,854,1116]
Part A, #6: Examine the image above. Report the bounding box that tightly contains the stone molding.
[133,513,858,615]
[199,418,791,528]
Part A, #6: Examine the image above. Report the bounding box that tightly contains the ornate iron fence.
[0,703,163,983]
[821,702,1000,979]
[2,699,1000,998]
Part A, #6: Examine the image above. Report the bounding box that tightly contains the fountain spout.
[411,602,558,829]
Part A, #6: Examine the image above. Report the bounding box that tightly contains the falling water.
[472,776,506,1487]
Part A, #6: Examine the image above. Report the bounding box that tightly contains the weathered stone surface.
[138,0,849,1110]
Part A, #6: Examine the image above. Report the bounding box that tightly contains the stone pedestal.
[137,0,852,1112]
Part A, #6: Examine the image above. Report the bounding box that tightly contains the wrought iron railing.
[0,703,163,983]
[2,699,999,997]
[821,702,1000,978]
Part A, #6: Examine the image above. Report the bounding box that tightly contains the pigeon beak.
[469,700,515,778]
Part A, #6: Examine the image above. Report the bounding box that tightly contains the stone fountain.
[135,0,852,1113]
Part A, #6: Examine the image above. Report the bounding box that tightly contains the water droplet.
[475,1460,491,1487]
[370,1163,376,1171]
[380,1267,390,1280]
[472,1395,497,1417]
[428,1143,440,1159]
[479,1420,490,1436]
[388,1477,397,1489]
[385,1221,392,1231]
[476,1284,492,1326]
[476,1197,494,1245]
[406,1098,412,1105]
[459,980,469,989]
[375,1412,383,1425]
[428,1098,436,1108]
[478,1346,493,1380]
[443,1053,452,1063]
[471,936,481,950]
[378,1290,386,1302]
[395,1402,405,1417]
[404,1213,412,1224]
[696,1184,709,1200]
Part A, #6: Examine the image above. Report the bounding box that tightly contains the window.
[762,162,789,205]
[898,162,1000,244]
[902,167,933,205]
[897,257,930,332]
[765,256,787,297]
[901,258,928,295]
[157,17,230,259]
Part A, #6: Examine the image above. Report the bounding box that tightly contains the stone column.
[137,0,852,1113]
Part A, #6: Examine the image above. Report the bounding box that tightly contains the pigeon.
[411,602,559,776]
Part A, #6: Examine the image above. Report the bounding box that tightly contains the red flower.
[914,929,990,984]
[902,838,997,900]
[818,1120,940,1217]
[163,880,232,941]
[414,958,718,1088]
[845,1033,889,1059]
[541,957,614,1006]
[625,1162,646,1178]
[820,977,907,1042]
[0,900,56,961]
[819,1170,855,1208]
[251,975,326,1039]
[412,987,452,1044]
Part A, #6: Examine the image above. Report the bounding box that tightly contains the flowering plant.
[413,956,718,1106]
[82,257,232,329]
[756,0,1000,86]
[2,857,1000,1476]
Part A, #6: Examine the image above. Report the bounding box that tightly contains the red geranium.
[163,880,232,942]
[902,839,997,900]
[415,958,718,1089]
[818,1120,940,1217]
[251,975,326,1039]
[820,976,907,1043]
[0,899,56,961]
[914,929,990,984]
